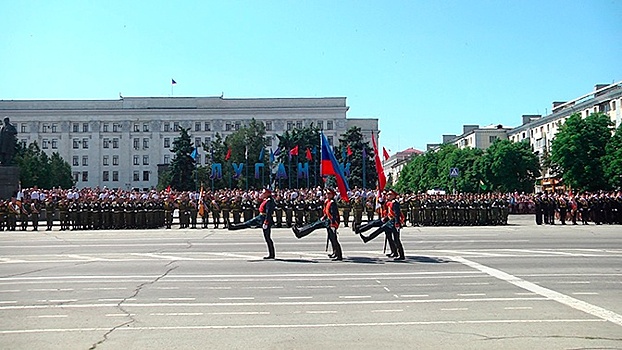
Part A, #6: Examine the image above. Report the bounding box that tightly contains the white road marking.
[372,309,403,313]
[189,286,231,290]
[242,286,284,290]
[383,287,391,292]
[296,286,334,289]
[0,297,550,310]
[98,298,136,302]
[158,298,196,301]
[0,290,20,293]
[514,292,536,296]
[306,311,337,314]
[555,281,591,284]
[400,294,429,298]
[339,295,371,299]
[83,287,128,291]
[278,296,313,300]
[131,253,195,261]
[155,287,180,290]
[0,319,606,334]
[457,293,486,296]
[150,313,203,316]
[572,292,599,295]
[400,283,439,287]
[208,312,269,315]
[105,314,136,317]
[451,256,622,328]
[0,301,17,304]
[48,299,76,303]
[27,288,73,292]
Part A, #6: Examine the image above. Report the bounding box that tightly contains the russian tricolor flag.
[320,132,350,201]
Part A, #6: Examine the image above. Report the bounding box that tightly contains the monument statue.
[0,117,18,166]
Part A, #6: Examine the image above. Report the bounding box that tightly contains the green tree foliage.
[481,139,540,193]
[14,141,73,189]
[604,125,622,189]
[224,119,270,189]
[199,132,230,190]
[167,127,196,191]
[395,141,538,194]
[550,113,612,191]
[337,126,376,189]
[276,125,321,189]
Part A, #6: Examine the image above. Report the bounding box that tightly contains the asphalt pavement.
[0,215,621,349]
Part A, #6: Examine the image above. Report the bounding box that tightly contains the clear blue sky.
[2,0,621,154]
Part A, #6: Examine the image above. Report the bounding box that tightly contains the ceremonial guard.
[221,196,231,229]
[211,198,221,228]
[7,198,19,231]
[19,199,29,231]
[229,189,276,259]
[284,196,294,227]
[274,193,283,228]
[360,190,405,260]
[292,188,343,261]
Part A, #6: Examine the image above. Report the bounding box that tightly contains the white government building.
[0,96,378,190]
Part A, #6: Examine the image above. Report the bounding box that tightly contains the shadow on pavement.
[387,256,452,264]
[343,256,385,264]
[248,258,319,263]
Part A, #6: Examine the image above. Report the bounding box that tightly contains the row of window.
[72,155,151,167]
[33,119,337,134]
[74,170,150,183]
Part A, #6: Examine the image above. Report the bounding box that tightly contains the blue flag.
[269,148,275,162]
[190,147,199,160]
[258,148,265,161]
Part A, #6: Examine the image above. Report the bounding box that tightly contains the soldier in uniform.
[229,189,276,259]
[365,197,375,222]
[211,198,221,229]
[45,197,56,231]
[231,196,242,225]
[7,198,19,231]
[19,199,29,231]
[0,199,7,231]
[340,197,351,227]
[274,193,283,228]
[189,199,198,229]
[294,197,306,227]
[30,199,41,231]
[352,195,364,230]
[164,197,174,229]
[221,195,231,229]
[284,195,294,228]
[557,194,568,225]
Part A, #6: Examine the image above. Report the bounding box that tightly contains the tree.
[167,127,196,191]
[604,125,622,189]
[276,125,321,189]
[14,141,73,189]
[224,119,270,189]
[48,152,74,189]
[481,139,540,193]
[550,113,612,191]
[337,126,376,189]
[200,132,229,190]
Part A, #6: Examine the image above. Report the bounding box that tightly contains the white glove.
[262,224,268,230]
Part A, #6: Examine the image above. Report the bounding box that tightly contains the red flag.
[289,145,299,156]
[382,147,390,161]
[166,185,171,193]
[371,131,386,191]
[225,148,232,161]
[347,145,353,156]
[305,147,312,161]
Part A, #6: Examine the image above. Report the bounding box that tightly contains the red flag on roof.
[382,147,390,161]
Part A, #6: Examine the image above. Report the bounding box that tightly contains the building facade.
[1,96,378,190]
[428,124,512,151]
[508,81,622,191]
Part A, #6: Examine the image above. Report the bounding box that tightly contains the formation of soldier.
[533,191,622,225]
[1,186,620,232]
